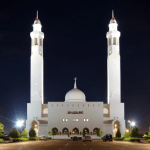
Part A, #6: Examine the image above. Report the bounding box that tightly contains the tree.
[21,128,28,137]
[29,128,36,138]
[97,129,103,137]
[148,126,150,137]
[49,129,56,140]
[130,127,140,138]
[116,129,121,138]
[83,129,86,137]
[124,132,130,138]
[9,127,20,138]
[0,122,4,138]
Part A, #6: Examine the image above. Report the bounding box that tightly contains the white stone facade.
[26,12,126,137]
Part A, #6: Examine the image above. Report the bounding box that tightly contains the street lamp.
[16,120,24,133]
[128,120,135,132]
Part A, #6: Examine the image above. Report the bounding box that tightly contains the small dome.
[34,18,41,24]
[65,78,86,102]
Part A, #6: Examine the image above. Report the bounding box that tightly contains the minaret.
[30,11,44,104]
[107,10,121,104]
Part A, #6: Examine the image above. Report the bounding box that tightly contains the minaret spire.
[74,77,77,88]
[112,10,114,19]
[37,10,38,19]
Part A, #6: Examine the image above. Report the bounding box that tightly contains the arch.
[72,128,79,135]
[93,128,99,135]
[52,127,58,135]
[103,108,108,114]
[32,120,38,136]
[83,128,89,135]
[114,120,120,137]
[43,108,48,114]
[62,127,69,135]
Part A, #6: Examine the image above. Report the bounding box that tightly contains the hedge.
[29,137,39,140]
[148,139,150,143]
[124,138,140,142]
[0,139,4,143]
[113,137,124,140]
[18,138,29,141]
[46,137,51,140]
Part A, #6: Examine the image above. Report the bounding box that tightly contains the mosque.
[26,11,126,137]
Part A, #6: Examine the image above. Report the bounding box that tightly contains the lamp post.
[128,120,135,132]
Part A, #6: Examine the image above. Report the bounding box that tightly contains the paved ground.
[0,140,150,150]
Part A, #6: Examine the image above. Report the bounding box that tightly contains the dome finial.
[74,77,77,88]
[112,10,114,19]
[37,10,38,19]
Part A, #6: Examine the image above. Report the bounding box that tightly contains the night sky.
[0,0,150,134]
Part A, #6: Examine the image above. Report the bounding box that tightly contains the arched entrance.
[32,120,38,136]
[52,127,59,135]
[62,128,69,135]
[83,128,89,135]
[114,120,120,137]
[72,128,79,135]
[93,128,99,135]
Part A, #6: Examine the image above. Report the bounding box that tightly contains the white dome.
[65,78,86,102]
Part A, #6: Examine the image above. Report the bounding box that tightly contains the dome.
[65,78,86,102]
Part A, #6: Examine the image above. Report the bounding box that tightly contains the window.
[109,51,112,54]
[114,74,116,76]
[35,74,37,76]
[113,37,116,45]
[35,57,37,59]
[35,83,37,85]
[66,119,68,121]
[40,39,42,46]
[76,119,78,121]
[63,119,65,122]
[32,52,33,54]
[43,108,48,114]
[35,38,38,45]
[84,119,86,122]
[103,108,108,114]
[35,65,37,67]
[109,38,111,45]
[86,119,89,121]
[114,91,116,93]
[73,119,76,122]
[39,51,41,54]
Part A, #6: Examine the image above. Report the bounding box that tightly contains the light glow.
[131,122,135,126]
[16,120,24,127]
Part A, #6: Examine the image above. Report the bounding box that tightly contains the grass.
[113,137,124,140]
[0,139,4,143]
[29,137,39,140]
[18,138,29,141]
[124,138,140,142]
[148,139,150,143]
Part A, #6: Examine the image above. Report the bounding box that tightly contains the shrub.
[29,128,36,138]
[29,137,39,140]
[18,138,29,141]
[9,127,20,138]
[124,132,130,138]
[116,129,121,138]
[78,137,82,140]
[46,137,51,140]
[113,137,124,140]
[148,139,150,143]
[49,129,56,140]
[97,129,103,137]
[21,128,28,138]
[12,138,20,142]
[0,122,4,138]
[124,138,140,142]
[130,127,140,138]
[0,139,4,143]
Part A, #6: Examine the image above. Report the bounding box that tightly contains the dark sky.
[0,0,150,134]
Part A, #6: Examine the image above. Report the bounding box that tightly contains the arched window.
[35,38,38,45]
[43,108,48,114]
[109,38,111,45]
[113,37,116,45]
[40,39,42,46]
[103,108,108,114]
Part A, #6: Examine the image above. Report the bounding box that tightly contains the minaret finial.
[37,10,38,19]
[74,77,77,88]
[112,10,114,19]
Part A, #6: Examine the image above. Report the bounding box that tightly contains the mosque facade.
[26,12,126,137]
